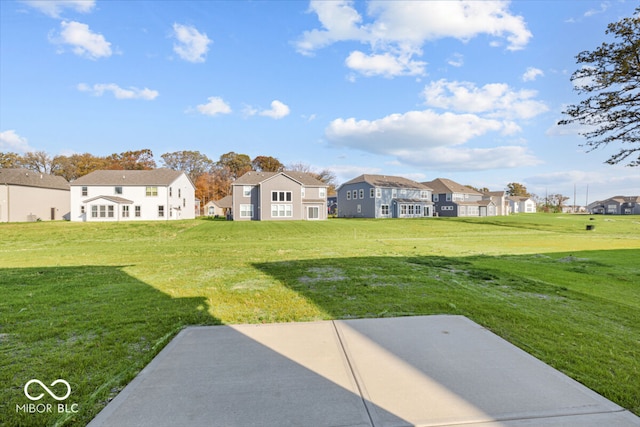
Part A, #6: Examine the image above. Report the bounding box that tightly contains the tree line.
[0,149,337,204]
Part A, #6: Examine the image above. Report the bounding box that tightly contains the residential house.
[588,196,640,215]
[508,196,537,214]
[231,171,328,221]
[337,174,433,218]
[203,195,232,218]
[69,169,196,222]
[483,191,510,216]
[424,178,497,217]
[0,168,70,222]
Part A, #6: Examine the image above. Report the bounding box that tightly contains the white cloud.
[0,130,34,153]
[296,1,531,77]
[196,97,231,116]
[77,83,159,100]
[584,2,610,17]
[259,100,291,119]
[345,50,426,77]
[422,79,549,120]
[23,0,95,18]
[522,67,544,82]
[447,53,464,67]
[50,21,112,60]
[172,23,212,63]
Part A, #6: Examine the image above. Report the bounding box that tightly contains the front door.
[50,207,56,220]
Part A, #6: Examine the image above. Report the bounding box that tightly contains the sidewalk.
[88,315,640,427]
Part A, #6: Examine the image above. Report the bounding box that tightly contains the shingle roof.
[83,195,134,204]
[71,169,184,186]
[234,171,327,187]
[423,178,481,195]
[342,174,432,190]
[0,168,69,191]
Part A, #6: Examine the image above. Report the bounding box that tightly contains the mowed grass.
[1,214,639,425]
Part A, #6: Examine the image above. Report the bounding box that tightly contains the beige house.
[0,168,70,222]
[203,195,232,218]
[232,171,328,221]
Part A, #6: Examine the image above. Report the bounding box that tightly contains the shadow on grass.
[0,265,218,427]
[253,249,640,416]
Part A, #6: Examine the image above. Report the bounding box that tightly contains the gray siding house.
[337,174,433,218]
[588,196,640,215]
[0,168,70,222]
[232,171,328,221]
[424,178,497,217]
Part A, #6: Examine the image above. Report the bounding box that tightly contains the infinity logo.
[24,379,71,401]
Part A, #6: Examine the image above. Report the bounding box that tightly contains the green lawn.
[1,214,639,426]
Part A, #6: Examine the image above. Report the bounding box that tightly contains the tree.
[216,152,252,180]
[21,151,54,174]
[107,149,156,170]
[161,150,213,182]
[559,7,640,166]
[0,152,22,168]
[252,155,284,172]
[506,182,531,197]
[51,153,109,181]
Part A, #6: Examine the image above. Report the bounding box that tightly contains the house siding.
[337,178,433,219]
[0,184,70,222]
[69,171,195,222]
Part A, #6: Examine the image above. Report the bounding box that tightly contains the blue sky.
[1,0,638,203]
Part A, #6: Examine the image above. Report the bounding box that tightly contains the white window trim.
[240,204,254,218]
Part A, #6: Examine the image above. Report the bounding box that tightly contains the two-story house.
[588,196,640,215]
[337,174,433,218]
[0,168,70,222]
[69,169,195,222]
[232,171,328,221]
[424,178,496,217]
[508,196,537,214]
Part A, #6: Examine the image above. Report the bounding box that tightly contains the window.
[446,193,452,201]
[240,204,254,218]
[91,205,97,218]
[178,188,181,198]
[80,205,85,214]
[392,189,397,198]
[99,206,106,218]
[308,206,319,219]
[376,188,381,198]
[271,204,292,217]
[400,205,407,215]
[183,198,186,208]
[346,191,351,200]
[433,194,439,202]
[243,186,252,197]
[415,205,422,215]
[359,189,364,199]
[319,188,326,198]
[115,186,123,195]
[441,206,453,211]
[158,205,165,217]
[357,204,361,213]
[169,187,172,197]
[146,187,158,197]
[122,205,130,218]
[271,191,292,202]
[408,205,414,215]
[135,206,141,217]
[420,191,429,199]
[82,186,88,196]
[301,187,306,198]
[370,188,375,198]
[381,205,389,216]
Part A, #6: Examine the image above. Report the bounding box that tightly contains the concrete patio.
[88,315,640,427]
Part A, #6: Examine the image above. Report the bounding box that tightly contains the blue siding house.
[337,174,434,218]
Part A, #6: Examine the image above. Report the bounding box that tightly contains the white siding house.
[69,169,195,222]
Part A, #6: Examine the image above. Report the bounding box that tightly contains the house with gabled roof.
[423,178,497,217]
[337,174,433,218]
[0,168,70,222]
[69,169,195,222]
[588,196,640,215]
[231,171,328,220]
[508,196,537,213]
[204,195,232,218]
